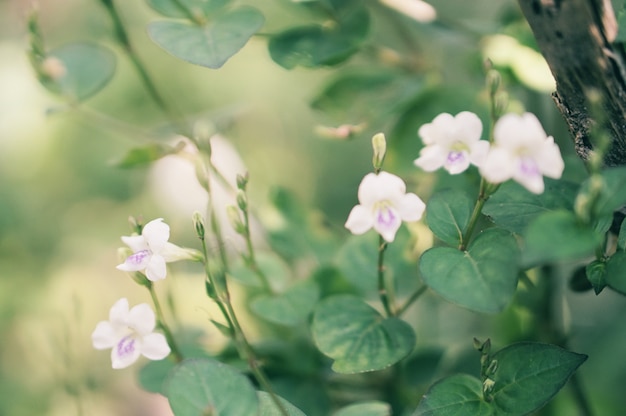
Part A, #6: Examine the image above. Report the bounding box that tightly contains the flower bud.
[486,69,501,96]
[493,91,508,118]
[226,205,245,234]
[236,190,247,211]
[41,56,66,81]
[372,132,387,171]
[192,211,206,239]
[236,172,249,190]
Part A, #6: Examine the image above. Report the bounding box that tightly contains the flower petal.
[142,218,170,253]
[513,168,545,194]
[145,254,167,281]
[111,335,142,369]
[454,111,483,143]
[397,193,426,222]
[109,298,129,325]
[357,172,406,206]
[373,205,402,243]
[345,205,374,235]
[414,145,447,172]
[91,321,118,350]
[535,138,564,179]
[480,147,516,184]
[116,250,151,272]
[127,303,156,335]
[418,113,454,145]
[469,140,490,167]
[444,151,471,174]
[160,242,193,262]
[121,235,148,253]
[141,333,171,360]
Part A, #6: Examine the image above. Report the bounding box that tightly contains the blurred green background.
[2,0,626,415]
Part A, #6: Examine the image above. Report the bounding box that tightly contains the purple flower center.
[127,250,150,266]
[520,157,539,176]
[376,206,397,228]
[447,151,465,164]
[117,335,136,357]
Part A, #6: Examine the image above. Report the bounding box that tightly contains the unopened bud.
[236,190,247,211]
[494,91,508,118]
[372,132,387,171]
[128,216,142,234]
[487,359,498,376]
[192,211,206,239]
[483,378,495,399]
[226,205,245,234]
[236,172,249,190]
[486,69,501,96]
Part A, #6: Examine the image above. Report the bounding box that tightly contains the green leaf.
[48,43,116,101]
[146,0,229,19]
[114,141,185,168]
[579,166,626,217]
[258,391,307,416]
[425,190,473,246]
[483,179,578,234]
[138,359,176,394]
[250,279,320,326]
[419,228,520,313]
[618,218,626,250]
[605,251,626,294]
[522,210,602,266]
[336,230,419,297]
[334,401,391,416]
[228,252,291,290]
[311,70,422,121]
[403,348,445,386]
[312,295,415,373]
[586,259,606,295]
[413,374,493,416]
[490,342,587,415]
[268,8,369,69]
[148,7,264,68]
[166,358,258,416]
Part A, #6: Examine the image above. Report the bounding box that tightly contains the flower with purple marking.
[480,112,564,194]
[91,298,170,369]
[414,111,489,175]
[345,171,426,242]
[116,218,191,281]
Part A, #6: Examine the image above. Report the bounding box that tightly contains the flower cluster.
[93,218,192,369]
[344,111,564,241]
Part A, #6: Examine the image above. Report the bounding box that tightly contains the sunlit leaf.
[166,358,258,416]
[312,295,415,373]
[258,391,307,416]
[250,279,320,326]
[148,7,264,68]
[425,190,473,246]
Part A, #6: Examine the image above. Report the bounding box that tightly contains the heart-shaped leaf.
[605,251,626,294]
[258,391,307,416]
[425,190,473,246]
[312,295,415,373]
[413,374,493,416]
[146,0,229,19]
[250,279,320,326]
[166,358,258,416]
[483,179,577,234]
[268,8,369,69]
[419,228,520,313]
[148,7,264,68]
[490,342,587,415]
[47,43,116,101]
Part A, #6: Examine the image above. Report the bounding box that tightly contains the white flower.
[91,298,170,369]
[480,112,564,194]
[116,218,190,281]
[379,0,437,23]
[414,112,489,174]
[345,171,426,242]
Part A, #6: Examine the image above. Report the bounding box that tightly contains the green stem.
[97,0,188,134]
[378,235,394,316]
[397,285,428,317]
[147,284,184,363]
[200,237,235,334]
[202,161,230,272]
[241,197,271,292]
[459,179,493,251]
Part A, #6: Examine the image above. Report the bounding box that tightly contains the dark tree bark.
[518,0,626,167]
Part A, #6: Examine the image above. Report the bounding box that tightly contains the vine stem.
[397,285,428,317]
[147,283,184,363]
[459,180,498,251]
[378,235,394,316]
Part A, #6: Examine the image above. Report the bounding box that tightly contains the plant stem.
[147,284,184,362]
[200,237,235,334]
[378,235,394,316]
[397,285,428,316]
[240,193,271,292]
[97,0,188,134]
[459,179,495,251]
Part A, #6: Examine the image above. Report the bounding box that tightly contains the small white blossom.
[414,112,489,174]
[345,171,425,242]
[480,113,564,194]
[91,298,170,369]
[116,218,190,281]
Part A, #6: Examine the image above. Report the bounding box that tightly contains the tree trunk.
[518,0,626,167]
